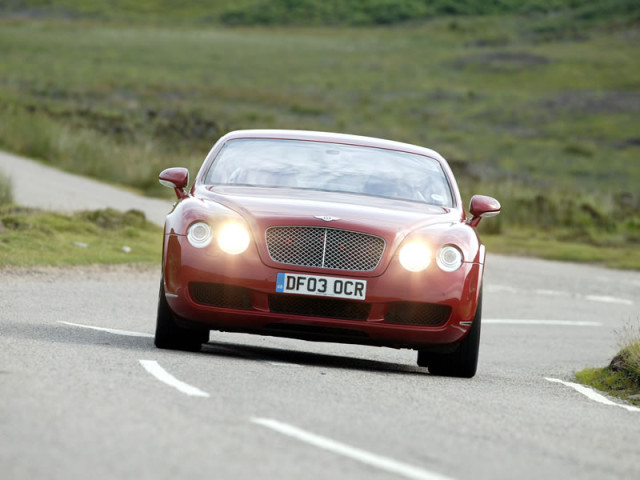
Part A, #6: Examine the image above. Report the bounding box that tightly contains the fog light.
[437,245,463,272]
[187,222,212,248]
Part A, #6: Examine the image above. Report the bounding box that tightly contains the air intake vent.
[268,294,371,321]
[385,302,451,326]
[189,282,252,309]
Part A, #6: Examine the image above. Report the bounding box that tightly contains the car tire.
[155,279,208,352]
[417,290,482,378]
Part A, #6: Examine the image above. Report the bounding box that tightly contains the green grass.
[0,171,12,205]
[577,367,640,407]
[576,321,640,407]
[1,17,638,187]
[0,206,162,266]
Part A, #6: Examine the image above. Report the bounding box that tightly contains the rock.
[609,353,627,372]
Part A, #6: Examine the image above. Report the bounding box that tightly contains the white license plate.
[275,273,366,300]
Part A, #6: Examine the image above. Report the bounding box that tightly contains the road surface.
[1,150,639,479]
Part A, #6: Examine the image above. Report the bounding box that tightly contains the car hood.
[199,186,464,275]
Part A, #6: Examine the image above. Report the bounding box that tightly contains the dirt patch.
[448,51,551,71]
[22,95,222,145]
[538,90,640,115]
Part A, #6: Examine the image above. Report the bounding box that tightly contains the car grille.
[189,282,252,309]
[268,294,371,321]
[265,226,385,272]
[385,302,451,326]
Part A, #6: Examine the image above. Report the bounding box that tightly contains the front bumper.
[163,234,482,350]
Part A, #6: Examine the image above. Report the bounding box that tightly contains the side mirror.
[467,195,501,227]
[159,167,189,200]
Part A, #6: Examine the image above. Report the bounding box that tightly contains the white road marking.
[59,321,154,338]
[545,378,640,413]
[489,285,633,306]
[485,319,602,327]
[534,289,569,297]
[139,360,209,398]
[584,295,634,306]
[251,417,455,480]
[268,362,303,367]
[488,285,518,294]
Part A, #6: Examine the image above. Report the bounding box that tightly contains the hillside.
[0,1,639,267]
[2,0,639,27]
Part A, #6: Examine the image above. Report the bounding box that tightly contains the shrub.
[220,0,640,26]
[0,172,13,206]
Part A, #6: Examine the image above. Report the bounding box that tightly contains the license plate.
[275,273,366,300]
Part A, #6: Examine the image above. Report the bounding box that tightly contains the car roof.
[216,129,446,163]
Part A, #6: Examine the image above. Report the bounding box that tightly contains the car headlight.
[436,245,463,272]
[217,223,251,255]
[398,242,431,272]
[187,222,212,248]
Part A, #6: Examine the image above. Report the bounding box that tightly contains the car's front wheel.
[155,279,208,352]
[417,291,482,378]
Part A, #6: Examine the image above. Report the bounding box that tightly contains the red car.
[156,130,500,377]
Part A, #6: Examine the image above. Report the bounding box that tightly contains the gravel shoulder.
[0,263,158,282]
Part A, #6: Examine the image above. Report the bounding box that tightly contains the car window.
[204,138,454,207]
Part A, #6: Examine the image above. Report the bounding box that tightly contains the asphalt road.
[2,150,640,480]
[0,150,171,226]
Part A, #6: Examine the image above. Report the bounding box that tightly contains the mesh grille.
[385,302,451,326]
[269,294,371,321]
[266,226,385,272]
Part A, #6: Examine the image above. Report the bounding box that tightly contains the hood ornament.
[314,215,341,222]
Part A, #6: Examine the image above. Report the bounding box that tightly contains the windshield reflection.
[204,139,453,207]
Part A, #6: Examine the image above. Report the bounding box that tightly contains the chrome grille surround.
[265,226,385,272]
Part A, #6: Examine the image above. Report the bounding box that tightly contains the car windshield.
[204,138,454,207]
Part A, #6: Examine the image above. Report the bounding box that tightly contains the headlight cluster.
[398,242,432,272]
[217,223,251,255]
[398,242,463,272]
[186,221,250,255]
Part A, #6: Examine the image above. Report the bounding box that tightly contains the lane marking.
[489,285,633,306]
[485,319,602,327]
[61,323,298,367]
[584,295,634,306]
[489,285,518,294]
[268,362,303,367]
[534,289,568,297]
[139,360,209,398]
[251,417,455,480]
[59,321,154,338]
[545,378,640,413]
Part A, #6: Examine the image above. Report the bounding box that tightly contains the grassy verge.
[576,322,640,407]
[0,205,161,267]
[0,171,12,205]
[483,231,640,270]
